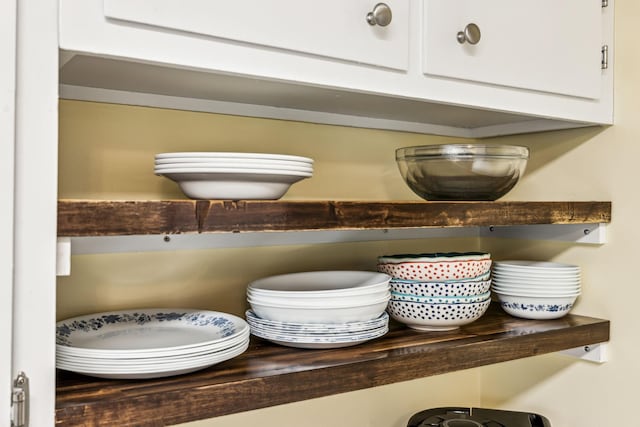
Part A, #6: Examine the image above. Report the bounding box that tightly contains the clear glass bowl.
[396,144,529,201]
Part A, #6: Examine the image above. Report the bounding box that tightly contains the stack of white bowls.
[246,271,391,348]
[154,152,314,200]
[56,308,250,379]
[378,252,493,331]
[492,260,581,319]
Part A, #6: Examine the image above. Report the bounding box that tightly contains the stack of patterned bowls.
[492,260,581,319]
[154,152,314,200]
[246,271,391,348]
[377,252,493,331]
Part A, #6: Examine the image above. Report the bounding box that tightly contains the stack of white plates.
[246,310,389,349]
[155,152,314,200]
[246,271,391,348]
[492,260,582,319]
[56,308,250,379]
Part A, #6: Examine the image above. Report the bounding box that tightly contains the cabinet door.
[0,0,16,423]
[103,0,410,71]
[422,0,603,99]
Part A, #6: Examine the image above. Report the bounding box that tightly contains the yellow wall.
[57,0,636,425]
[57,102,485,426]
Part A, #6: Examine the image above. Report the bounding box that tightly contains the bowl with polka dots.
[377,252,492,282]
[389,272,491,297]
[386,298,491,331]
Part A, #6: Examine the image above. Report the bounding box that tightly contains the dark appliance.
[407,407,551,427]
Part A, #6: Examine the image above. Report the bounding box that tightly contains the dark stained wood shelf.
[55,305,610,426]
[57,200,612,236]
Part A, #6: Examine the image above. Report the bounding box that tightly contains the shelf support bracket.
[56,237,71,276]
[559,342,607,363]
[480,223,606,244]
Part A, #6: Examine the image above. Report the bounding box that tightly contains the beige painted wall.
[57,101,485,426]
[57,0,636,425]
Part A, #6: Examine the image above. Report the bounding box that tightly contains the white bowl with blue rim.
[386,299,490,331]
[493,292,578,319]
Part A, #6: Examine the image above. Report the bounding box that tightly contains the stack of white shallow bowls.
[154,152,314,200]
[56,308,250,379]
[246,271,391,349]
[492,260,581,319]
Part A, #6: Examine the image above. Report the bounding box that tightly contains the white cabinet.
[423,0,603,99]
[58,0,614,138]
[103,0,410,71]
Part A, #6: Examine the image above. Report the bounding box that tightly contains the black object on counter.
[407,407,551,427]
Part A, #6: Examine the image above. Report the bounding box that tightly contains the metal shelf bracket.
[480,223,606,244]
[56,237,71,276]
[559,342,607,363]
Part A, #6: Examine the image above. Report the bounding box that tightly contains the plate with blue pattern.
[56,308,249,357]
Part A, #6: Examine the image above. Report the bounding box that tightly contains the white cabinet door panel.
[423,0,602,99]
[103,0,410,71]
[0,0,15,423]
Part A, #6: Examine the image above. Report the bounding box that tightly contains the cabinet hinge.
[602,0,608,7]
[11,372,29,427]
[601,45,609,70]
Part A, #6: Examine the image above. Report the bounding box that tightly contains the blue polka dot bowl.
[387,298,491,331]
[389,272,491,297]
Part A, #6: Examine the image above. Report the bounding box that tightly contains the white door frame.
[0,0,16,423]
[13,1,59,425]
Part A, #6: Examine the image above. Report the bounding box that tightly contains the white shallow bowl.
[248,271,391,296]
[247,292,390,309]
[386,299,490,331]
[390,275,491,297]
[493,260,580,271]
[493,262,580,278]
[491,272,580,284]
[249,299,389,323]
[491,282,581,291]
[247,290,391,307]
[390,291,490,304]
[155,152,314,163]
[159,171,309,200]
[493,292,578,319]
[491,287,581,298]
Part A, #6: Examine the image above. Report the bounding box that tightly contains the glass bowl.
[395,144,529,201]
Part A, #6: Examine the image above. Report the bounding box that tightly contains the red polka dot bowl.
[377,252,492,282]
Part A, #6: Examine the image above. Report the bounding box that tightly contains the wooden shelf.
[55,305,610,426]
[57,200,611,236]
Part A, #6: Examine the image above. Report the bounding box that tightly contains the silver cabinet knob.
[457,23,481,45]
[367,3,392,27]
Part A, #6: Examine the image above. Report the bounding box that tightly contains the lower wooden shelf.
[54,305,609,427]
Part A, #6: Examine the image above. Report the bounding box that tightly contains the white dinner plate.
[155,167,313,176]
[57,339,250,369]
[155,152,313,163]
[56,308,249,356]
[56,340,250,379]
[251,325,388,349]
[154,162,314,173]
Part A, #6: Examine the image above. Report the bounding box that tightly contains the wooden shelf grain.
[55,305,610,426]
[57,200,612,236]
